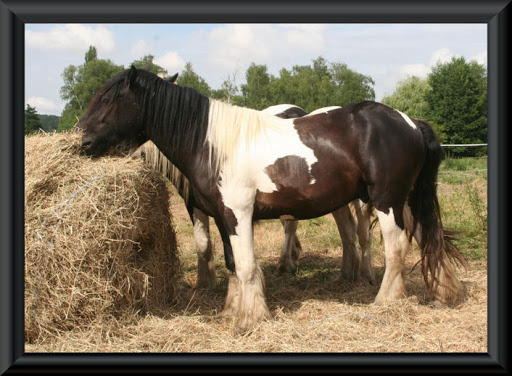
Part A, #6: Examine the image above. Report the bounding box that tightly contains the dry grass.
[25,131,180,344]
[25,133,487,353]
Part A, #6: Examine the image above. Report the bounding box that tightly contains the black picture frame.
[1,0,509,373]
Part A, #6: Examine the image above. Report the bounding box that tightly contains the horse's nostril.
[82,140,92,148]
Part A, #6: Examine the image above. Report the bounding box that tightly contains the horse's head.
[77,66,146,157]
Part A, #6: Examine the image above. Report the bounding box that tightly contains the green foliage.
[130,55,167,76]
[329,61,375,106]
[381,76,432,121]
[240,64,273,109]
[267,57,375,112]
[437,156,487,260]
[59,48,124,131]
[84,46,97,64]
[25,104,42,135]
[438,156,487,185]
[38,114,60,132]
[426,57,487,156]
[177,62,212,96]
[58,103,84,131]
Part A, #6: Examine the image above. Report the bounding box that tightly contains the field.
[26,151,487,353]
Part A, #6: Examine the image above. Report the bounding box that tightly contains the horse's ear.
[167,73,178,84]
[126,65,137,87]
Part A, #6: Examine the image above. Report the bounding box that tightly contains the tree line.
[25,46,487,156]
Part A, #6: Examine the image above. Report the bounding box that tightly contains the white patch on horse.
[208,101,318,193]
[394,109,417,129]
[307,106,342,116]
[256,119,318,192]
[261,104,300,116]
[232,120,318,192]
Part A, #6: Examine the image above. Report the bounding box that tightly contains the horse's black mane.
[107,68,210,158]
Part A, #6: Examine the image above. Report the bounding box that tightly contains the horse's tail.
[407,120,467,305]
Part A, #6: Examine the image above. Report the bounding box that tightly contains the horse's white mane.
[206,100,285,176]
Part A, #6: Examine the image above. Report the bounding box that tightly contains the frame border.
[1,0,509,373]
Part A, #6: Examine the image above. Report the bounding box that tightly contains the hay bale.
[25,131,180,343]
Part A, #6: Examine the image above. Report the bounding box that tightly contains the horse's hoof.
[274,263,297,275]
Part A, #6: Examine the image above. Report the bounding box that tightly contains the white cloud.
[26,97,60,115]
[472,51,487,66]
[206,24,326,71]
[430,47,458,66]
[207,24,273,70]
[399,63,431,78]
[131,40,152,58]
[396,48,458,80]
[154,51,186,74]
[279,24,327,51]
[25,24,115,54]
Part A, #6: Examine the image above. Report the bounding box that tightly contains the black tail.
[408,120,467,304]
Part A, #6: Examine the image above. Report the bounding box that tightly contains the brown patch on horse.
[265,155,312,189]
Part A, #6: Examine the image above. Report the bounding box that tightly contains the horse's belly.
[254,183,353,220]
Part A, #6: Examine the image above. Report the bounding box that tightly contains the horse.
[261,105,375,281]
[78,67,466,329]
[137,103,375,285]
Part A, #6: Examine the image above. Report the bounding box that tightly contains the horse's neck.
[147,134,190,176]
[143,83,211,169]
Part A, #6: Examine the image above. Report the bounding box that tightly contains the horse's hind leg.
[193,208,216,289]
[353,200,375,285]
[374,206,410,304]
[276,219,301,274]
[332,205,361,282]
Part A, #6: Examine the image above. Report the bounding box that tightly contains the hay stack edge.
[25,131,181,342]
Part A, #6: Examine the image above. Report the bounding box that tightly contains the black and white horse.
[78,67,466,329]
[138,103,375,286]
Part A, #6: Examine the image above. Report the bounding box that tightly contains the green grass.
[438,156,487,260]
[438,156,487,184]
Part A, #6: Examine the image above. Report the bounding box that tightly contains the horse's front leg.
[192,208,216,289]
[219,189,270,329]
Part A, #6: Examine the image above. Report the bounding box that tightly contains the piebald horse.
[78,67,466,329]
[137,103,375,287]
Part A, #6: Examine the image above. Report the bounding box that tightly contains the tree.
[210,70,241,104]
[266,57,375,112]
[38,114,60,132]
[130,55,167,76]
[84,46,97,64]
[177,62,211,96]
[25,104,42,135]
[382,76,431,122]
[329,62,375,106]
[240,64,273,109]
[426,57,487,156]
[59,47,124,131]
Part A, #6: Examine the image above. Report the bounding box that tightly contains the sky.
[25,23,487,116]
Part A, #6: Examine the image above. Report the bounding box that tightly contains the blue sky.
[25,23,487,116]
